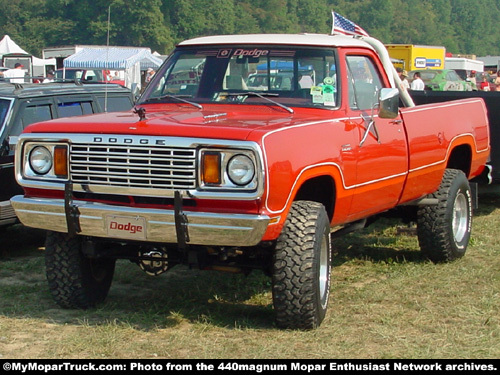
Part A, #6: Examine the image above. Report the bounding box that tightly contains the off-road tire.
[272,201,332,330]
[45,231,115,309]
[417,169,472,263]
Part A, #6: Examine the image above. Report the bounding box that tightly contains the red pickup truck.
[11,34,490,329]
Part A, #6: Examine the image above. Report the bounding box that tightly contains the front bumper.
[10,195,270,246]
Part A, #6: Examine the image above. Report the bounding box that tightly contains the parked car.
[409,69,473,91]
[475,71,496,91]
[55,68,126,86]
[0,82,134,226]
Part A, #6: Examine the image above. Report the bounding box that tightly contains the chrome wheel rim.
[319,233,330,308]
[453,192,469,243]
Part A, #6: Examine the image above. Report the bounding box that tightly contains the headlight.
[22,142,69,180]
[227,154,255,185]
[199,147,260,192]
[29,146,52,174]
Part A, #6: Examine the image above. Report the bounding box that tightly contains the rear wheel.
[45,231,115,309]
[417,169,472,262]
[272,201,332,330]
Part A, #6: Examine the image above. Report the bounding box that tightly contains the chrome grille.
[70,142,197,190]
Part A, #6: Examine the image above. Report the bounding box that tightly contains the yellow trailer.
[385,44,446,71]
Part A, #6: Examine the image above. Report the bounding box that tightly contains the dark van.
[0,82,133,226]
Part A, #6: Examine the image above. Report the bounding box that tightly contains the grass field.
[0,188,499,359]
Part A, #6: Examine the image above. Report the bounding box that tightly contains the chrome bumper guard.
[10,195,270,246]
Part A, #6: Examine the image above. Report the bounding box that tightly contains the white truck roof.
[178,33,413,107]
[177,33,374,49]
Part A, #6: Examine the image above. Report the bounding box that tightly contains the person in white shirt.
[397,67,410,90]
[43,70,55,83]
[410,72,425,90]
[3,63,26,84]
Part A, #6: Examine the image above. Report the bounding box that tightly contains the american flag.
[331,11,369,37]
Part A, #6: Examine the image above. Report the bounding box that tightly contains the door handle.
[390,119,403,125]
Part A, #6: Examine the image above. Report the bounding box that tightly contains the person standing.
[397,68,410,90]
[494,73,500,91]
[480,76,490,91]
[410,72,425,90]
[3,63,26,84]
[145,68,155,83]
[466,70,477,91]
[43,70,55,83]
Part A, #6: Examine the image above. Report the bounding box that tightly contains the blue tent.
[257,61,313,72]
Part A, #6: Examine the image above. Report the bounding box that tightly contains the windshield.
[141,46,338,109]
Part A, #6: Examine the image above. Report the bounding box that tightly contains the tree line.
[1,0,499,58]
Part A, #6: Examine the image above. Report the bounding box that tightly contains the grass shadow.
[330,218,426,267]
[0,256,276,331]
[476,185,500,216]
[0,224,46,259]
[102,263,276,330]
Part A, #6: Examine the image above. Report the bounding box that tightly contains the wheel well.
[447,145,471,177]
[294,176,335,220]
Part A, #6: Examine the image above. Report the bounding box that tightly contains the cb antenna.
[104,5,111,112]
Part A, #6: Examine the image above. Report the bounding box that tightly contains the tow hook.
[174,191,190,250]
[64,182,81,236]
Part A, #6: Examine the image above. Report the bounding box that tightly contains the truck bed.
[410,90,499,181]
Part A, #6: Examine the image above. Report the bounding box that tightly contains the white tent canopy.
[0,35,29,55]
[63,47,163,92]
[0,35,56,76]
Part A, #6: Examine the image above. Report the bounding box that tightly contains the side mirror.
[8,136,18,154]
[378,88,399,119]
[0,136,16,156]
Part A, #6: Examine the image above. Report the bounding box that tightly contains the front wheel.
[272,201,332,330]
[417,169,472,262]
[45,231,116,309]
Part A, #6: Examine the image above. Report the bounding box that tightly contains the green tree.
[109,0,172,53]
[294,0,330,33]
[2,0,500,59]
[358,0,393,41]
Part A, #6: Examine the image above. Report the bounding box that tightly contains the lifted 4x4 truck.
[11,34,490,329]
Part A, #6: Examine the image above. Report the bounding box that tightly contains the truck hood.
[23,103,335,141]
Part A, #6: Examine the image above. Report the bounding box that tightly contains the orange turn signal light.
[53,146,68,177]
[202,152,221,185]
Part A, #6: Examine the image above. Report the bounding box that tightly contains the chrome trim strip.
[10,195,270,246]
[0,162,14,169]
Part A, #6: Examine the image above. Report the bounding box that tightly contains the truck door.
[344,54,409,219]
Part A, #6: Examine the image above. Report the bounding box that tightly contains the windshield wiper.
[145,94,203,110]
[227,92,294,114]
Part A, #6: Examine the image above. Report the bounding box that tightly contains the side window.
[97,96,133,112]
[346,55,383,110]
[448,71,458,81]
[11,102,53,137]
[0,99,11,133]
[57,101,93,117]
[20,104,53,127]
